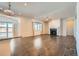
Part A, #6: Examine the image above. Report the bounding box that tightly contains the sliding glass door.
[0,22,13,39]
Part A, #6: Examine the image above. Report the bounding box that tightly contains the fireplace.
[50,28,57,36]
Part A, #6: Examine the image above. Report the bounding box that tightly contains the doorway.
[33,22,43,36]
[66,18,74,36]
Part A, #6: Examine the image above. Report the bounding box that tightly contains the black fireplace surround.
[50,28,57,36]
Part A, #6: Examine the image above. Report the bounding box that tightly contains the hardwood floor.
[0,35,77,56]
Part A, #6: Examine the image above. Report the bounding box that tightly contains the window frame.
[0,22,13,39]
[33,22,43,31]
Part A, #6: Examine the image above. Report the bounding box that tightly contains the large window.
[0,22,13,39]
[33,22,42,31]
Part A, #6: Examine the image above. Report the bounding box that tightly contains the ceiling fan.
[0,2,15,16]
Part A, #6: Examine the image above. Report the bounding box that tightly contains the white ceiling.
[0,2,76,19]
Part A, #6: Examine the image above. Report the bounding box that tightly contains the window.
[33,22,42,31]
[0,22,13,39]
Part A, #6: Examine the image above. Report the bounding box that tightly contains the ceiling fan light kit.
[0,2,15,16]
[4,9,14,15]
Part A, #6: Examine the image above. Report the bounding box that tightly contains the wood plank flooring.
[0,35,77,56]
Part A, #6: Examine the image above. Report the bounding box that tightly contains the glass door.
[0,22,14,39]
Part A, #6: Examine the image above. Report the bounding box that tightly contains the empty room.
[0,2,79,56]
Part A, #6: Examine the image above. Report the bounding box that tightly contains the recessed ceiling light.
[24,2,31,6]
[0,8,3,10]
[24,3,28,6]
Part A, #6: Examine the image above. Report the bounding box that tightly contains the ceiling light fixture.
[4,2,15,16]
[24,3,28,6]
[24,2,31,6]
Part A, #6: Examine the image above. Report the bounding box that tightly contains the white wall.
[18,16,33,37]
[61,19,67,36]
[76,3,79,56]
[74,17,76,38]
[44,22,49,34]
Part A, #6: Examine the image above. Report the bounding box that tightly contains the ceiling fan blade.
[0,8,3,12]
